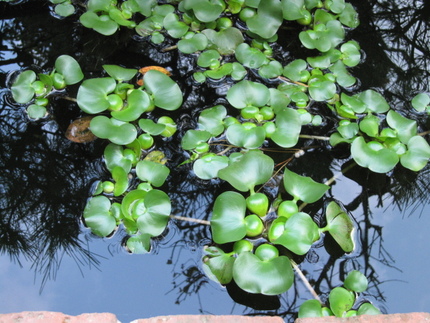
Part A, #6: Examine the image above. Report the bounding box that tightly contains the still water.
[1,0,430,322]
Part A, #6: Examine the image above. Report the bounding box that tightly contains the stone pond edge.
[1,312,430,322]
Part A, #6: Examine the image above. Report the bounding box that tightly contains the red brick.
[295,312,430,323]
[131,315,284,323]
[0,311,119,323]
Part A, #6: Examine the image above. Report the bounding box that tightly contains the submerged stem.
[170,214,210,226]
[299,134,330,141]
[290,259,321,302]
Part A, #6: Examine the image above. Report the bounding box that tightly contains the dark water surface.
[1,1,430,321]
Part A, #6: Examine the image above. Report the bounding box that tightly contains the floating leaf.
[126,233,152,254]
[322,201,355,253]
[411,93,430,112]
[357,89,390,114]
[227,80,270,109]
[90,116,137,145]
[177,33,208,54]
[112,166,129,196]
[136,160,170,187]
[143,70,182,110]
[183,0,224,22]
[77,77,116,114]
[218,150,274,192]
[246,0,283,39]
[329,287,355,317]
[283,168,329,203]
[181,130,212,150]
[26,104,47,120]
[136,189,171,236]
[83,195,117,237]
[400,136,430,171]
[271,108,302,148]
[299,20,345,52]
[11,70,37,104]
[308,76,337,101]
[104,143,132,173]
[202,27,244,55]
[111,89,151,122]
[211,191,247,244]
[298,299,323,318]
[225,123,266,149]
[197,105,226,136]
[103,65,137,81]
[258,61,283,79]
[351,137,399,173]
[232,251,294,295]
[357,303,381,315]
[283,59,310,82]
[80,11,119,36]
[163,12,189,38]
[235,43,267,69]
[193,154,229,180]
[55,55,84,85]
[203,247,235,285]
[270,212,320,255]
[344,270,368,293]
[386,110,417,144]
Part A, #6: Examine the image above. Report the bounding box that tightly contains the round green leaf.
[26,104,47,119]
[197,105,227,136]
[178,33,208,54]
[163,12,189,38]
[77,77,117,114]
[225,123,266,149]
[197,50,221,68]
[112,166,129,196]
[227,80,270,109]
[80,11,119,36]
[271,108,302,148]
[246,0,283,39]
[211,191,247,244]
[329,287,355,317]
[308,76,337,101]
[90,116,137,145]
[136,160,170,187]
[232,252,294,295]
[103,65,137,81]
[11,70,37,104]
[400,136,430,171]
[83,196,117,237]
[357,89,390,113]
[218,150,274,192]
[143,70,182,111]
[55,55,84,85]
[126,233,152,254]
[357,303,381,315]
[202,27,244,55]
[136,189,171,236]
[283,59,309,82]
[54,2,75,17]
[202,247,235,285]
[344,270,368,292]
[298,299,323,318]
[181,130,212,150]
[111,89,151,122]
[193,154,229,180]
[386,110,417,144]
[411,93,430,112]
[359,114,380,138]
[104,143,133,173]
[351,137,399,173]
[235,43,267,69]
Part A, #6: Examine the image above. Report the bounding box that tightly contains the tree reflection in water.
[0,0,430,320]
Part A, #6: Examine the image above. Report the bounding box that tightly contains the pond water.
[1,1,430,322]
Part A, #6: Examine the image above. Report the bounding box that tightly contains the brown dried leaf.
[65,116,97,143]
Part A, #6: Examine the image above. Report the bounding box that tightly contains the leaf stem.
[62,96,77,102]
[162,45,178,52]
[278,75,309,88]
[299,134,330,141]
[169,214,210,226]
[290,259,322,303]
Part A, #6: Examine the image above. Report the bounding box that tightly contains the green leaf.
[357,89,390,113]
[359,114,380,138]
[143,70,183,110]
[386,110,417,144]
[197,105,227,136]
[211,191,247,244]
[411,93,430,112]
[202,27,244,55]
[339,3,360,28]
[193,154,229,180]
[80,11,119,36]
[246,0,283,39]
[329,287,355,317]
[104,143,133,173]
[258,61,283,79]
[112,166,129,196]
[135,189,171,236]
[225,123,266,149]
[181,130,212,150]
[136,160,170,187]
[163,12,189,38]
[357,303,381,315]
[232,251,294,295]
[11,70,37,104]
[235,43,267,69]
[270,212,320,255]
[126,233,152,254]
[344,270,368,293]
[271,108,302,148]
[77,77,117,114]
[329,60,356,88]
[341,92,366,114]
[283,168,329,203]
[111,89,151,122]
[283,59,310,82]
[281,0,306,20]
[197,50,221,68]
[351,137,399,173]
[55,55,84,85]
[202,247,234,285]
[322,201,355,253]
[218,150,274,192]
[308,76,337,101]
[103,65,137,81]
[138,119,166,135]
[177,33,208,54]
[340,41,361,67]
[90,116,138,145]
[54,2,75,17]
[299,20,345,52]
[26,104,47,119]
[298,299,323,318]
[227,80,270,108]
[400,136,430,171]
[83,196,117,237]
[184,0,224,22]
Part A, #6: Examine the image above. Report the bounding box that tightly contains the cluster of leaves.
[10,56,183,253]
[10,0,430,314]
[298,270,381,318]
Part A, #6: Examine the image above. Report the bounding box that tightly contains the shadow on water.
[1,0,430,321]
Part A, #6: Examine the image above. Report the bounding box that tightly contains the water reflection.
[0,0,430,321]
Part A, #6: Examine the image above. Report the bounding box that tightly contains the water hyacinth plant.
[8,0,430,318]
